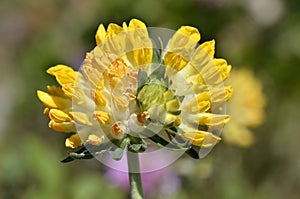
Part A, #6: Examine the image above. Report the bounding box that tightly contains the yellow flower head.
[37,19,233,160]
[223,68,266,147]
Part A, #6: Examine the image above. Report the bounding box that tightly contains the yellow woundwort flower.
[223,68,266,147]
[37,19,233,159]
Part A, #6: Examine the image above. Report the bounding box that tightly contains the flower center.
[137,80,167,111]
[136,79,181,126]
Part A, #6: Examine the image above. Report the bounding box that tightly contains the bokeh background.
[1,0,300,198]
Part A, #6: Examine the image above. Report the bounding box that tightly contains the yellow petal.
[214,58,231,81]
[65,134,83,148]
[105,23,126,55]
[93,46,113,68]
[49,109,71,123]
[128,19,147,30]
[47,65,81,90]
[201,132,222,148]
[199,60,223,85]
[184,92,211,114]
[165,26,200,71]
[37,90,71,109]
[94,110,110,124]
[48,120,76,133]
[177,63,198,79]
[163,90,175,101]
[169,26,200,50]
[185,113,230,130]
[191,45,213,72]
[82,65,103,89]
[46,85,66,97]
[224,86,233,101]
[122,21,128,30]
[126,19,152,67]
[164,52,188,71]
[43,108,50,115]
[112,94,129,112]
[106,23,124,38]
[84,50,106,72]
[131,48,153,68]
[95,24,106,46]
[92,89,107,107]
[165,98,180,113]
[183,130,221,147]
[62,84,86,104]
[198,58,231,86]
[69,112,92,125]
[47,64,74,75]
[165,113,179,125]
[86,134,103,146]
[199,40,215,58]
[211,86,233,104]
[198,113,230,128]
[183,132,205,146]
[174,117,181,126]
[103,57,128,88]
[47,65,78,86]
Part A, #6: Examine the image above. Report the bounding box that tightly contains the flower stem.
[127,151,144,199]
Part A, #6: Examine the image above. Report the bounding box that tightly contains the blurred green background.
[1,0,300,198]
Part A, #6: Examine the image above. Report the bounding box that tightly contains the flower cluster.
[37,19,232,161]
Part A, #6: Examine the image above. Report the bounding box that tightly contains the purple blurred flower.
[104,149,181,197]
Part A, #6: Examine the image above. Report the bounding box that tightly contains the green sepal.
[185,147,199,159]
[127,136,147,153]
[61,146,92,163]
[86,142,113,154]
[110,148,124,160]
[169,110,181,116]
[152,47,162,64]
[109,137,129,160]
[61,142,113,163]
[146,132,183,150]
[177,96,184,102]
[165,127,189,147]
[69,152,93,159]
[149,64,166,80]
[137,69,148,91]
[161,127,200,159]
[129,143,146,152]
[163,75,169,87]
